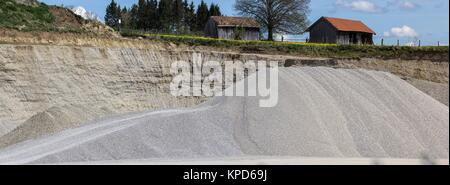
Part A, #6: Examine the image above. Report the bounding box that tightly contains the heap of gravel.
[0,67,448,164]
[406,78,449,106]
[0,105,113,148]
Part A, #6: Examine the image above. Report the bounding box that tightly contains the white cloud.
[383,26,419,38]
[335,0,382,13]
[399,1,418,9]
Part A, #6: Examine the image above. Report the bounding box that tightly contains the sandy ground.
[0,67,447,165]
[57,157,449,165]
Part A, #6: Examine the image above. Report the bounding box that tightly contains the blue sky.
[40,0,449,45]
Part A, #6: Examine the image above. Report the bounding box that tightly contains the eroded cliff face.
[0,45,205,136]
[0,44,298,138]
[0,43,448,147]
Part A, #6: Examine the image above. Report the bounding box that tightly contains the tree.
[107,0,223,34]
[234,0,310,41]
[233,26,245,40]
[187,1,196,31]
[208,3,221,17]
[137,0,147,29]
[181,0,192,32]
[129,4,139,29]
[117,5,122,18]
[195,0,209,31]
[120,6,130,29]
[158,0,173,32]
[215,4,222,16]
[148,0,158,30]
[172,0,184,32]
[105,0,121,30]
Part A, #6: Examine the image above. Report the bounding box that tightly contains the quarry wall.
[0,36,448,145]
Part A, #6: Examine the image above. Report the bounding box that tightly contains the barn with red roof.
[306,17,376,45]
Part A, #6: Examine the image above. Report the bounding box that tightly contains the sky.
[40,0,449,46]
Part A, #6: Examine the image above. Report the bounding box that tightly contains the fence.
[377,38,446,47]
[279,37,446,47]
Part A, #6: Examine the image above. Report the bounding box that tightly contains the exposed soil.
[48,6,85,29]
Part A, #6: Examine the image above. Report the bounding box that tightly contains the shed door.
[349,33,358,44]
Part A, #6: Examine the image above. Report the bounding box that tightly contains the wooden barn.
[204,16,260,40]
[306,17,376,45]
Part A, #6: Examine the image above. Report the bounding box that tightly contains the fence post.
[381,38,384,46]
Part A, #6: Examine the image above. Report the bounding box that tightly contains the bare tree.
[234,0,310,41]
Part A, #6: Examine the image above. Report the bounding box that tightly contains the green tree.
[147,0,158,30]
[172,0,184,33]
[106,0,223,34]
[215,4,221,16]
[187,1,196,32]
[105,0,121,30]
[181,0,190,32]
[137,0,147,29]
[208,3,221,17]
[129,4,139,29]
[195,0,209,31]
[120,6,130,29]
[233,26,245,40]
[158,0,172,32]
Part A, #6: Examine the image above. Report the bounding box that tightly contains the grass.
[0,0,55,31]
[121,30,449,60]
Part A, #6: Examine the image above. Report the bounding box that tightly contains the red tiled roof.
[307,17,376,34]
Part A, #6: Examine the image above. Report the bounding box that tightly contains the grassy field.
[0,0,55,31]
[122,30,449,60]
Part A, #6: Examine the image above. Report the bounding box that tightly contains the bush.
[0,0,55,31]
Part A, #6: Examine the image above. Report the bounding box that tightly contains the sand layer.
[0,67,447,164]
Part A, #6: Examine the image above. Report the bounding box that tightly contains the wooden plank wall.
[309,21,337,43]
[217,27,260,40]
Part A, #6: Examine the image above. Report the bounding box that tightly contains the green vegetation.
[106,0,221,34]
[0,0,55,31]
[121,31,449,60]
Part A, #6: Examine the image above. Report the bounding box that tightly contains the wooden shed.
[204,16,260,40]
[306,17,376,45]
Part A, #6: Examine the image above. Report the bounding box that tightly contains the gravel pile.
[0,67,447,164]
[0,105,113,148]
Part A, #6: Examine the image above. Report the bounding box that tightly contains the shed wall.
[337,32,373,45]
[204,19,218,38]
[309,20,337,43]
[217,27,260,40]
